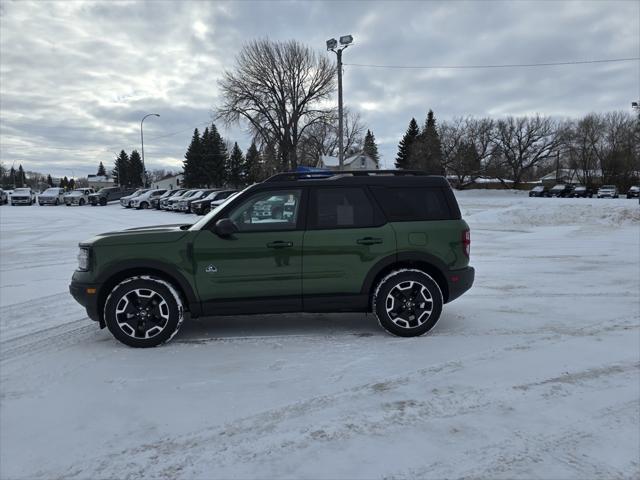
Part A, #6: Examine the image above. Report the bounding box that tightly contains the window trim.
[306,185,386,231]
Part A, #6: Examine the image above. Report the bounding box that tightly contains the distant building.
[152,173,183,190]
[87,175,115,189]
[538,169,603,186]
[318,153,378,171]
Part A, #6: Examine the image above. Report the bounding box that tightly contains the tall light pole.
[327,35,353,171]
[140,113,160,186]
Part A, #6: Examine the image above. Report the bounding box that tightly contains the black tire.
[104,276,185,348]
[140,201,149,209]
[373,269,443,337]
[79,198,85,206]
[99,197,107,206]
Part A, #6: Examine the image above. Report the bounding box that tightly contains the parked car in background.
[130,189,167,209]
[166,189,196,211]
[529,185,549,197]
[120,189,149,208]
[570,185,595,198]
[159,189,187,210]
[152,189,181,209]
[10,188,36,205]
[89,187,136,206]
[0,188,8,205]
[549,184,574,198]
[626,186,639,199]
[38,187,66,205]
[191,190,238,215]
[597,185,619,198]
[177,189,214,212]
[64,188,95,206]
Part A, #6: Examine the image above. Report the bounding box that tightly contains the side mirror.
[214,218,238,238]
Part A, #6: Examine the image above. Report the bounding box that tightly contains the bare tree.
[492,115,562,188]
[216,39,336,171]
[297,109,365,166]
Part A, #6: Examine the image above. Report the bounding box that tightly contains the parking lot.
[0,190,638,479]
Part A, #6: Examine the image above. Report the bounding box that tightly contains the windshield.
[14,188,30,193]
[551,185,565,190]
[190,188,249,231]
[601,185,615,189]
[42,188,60,194]
[575,186,586,190]
[68,190,84,196]
[131,189,149,198]
[533,186,544,191]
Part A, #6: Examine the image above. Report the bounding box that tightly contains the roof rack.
[264,170,429,182]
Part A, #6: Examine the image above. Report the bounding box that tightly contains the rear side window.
[310,187,379,229]
[370,187,453,221]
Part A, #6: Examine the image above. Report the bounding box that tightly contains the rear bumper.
[69,279,101,323]
[446,266,475,303]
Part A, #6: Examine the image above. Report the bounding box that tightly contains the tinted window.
[229,190,301,232]
[310,187,377,228]
[371,187,452,221]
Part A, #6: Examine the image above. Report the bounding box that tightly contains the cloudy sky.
[1,0,638,177]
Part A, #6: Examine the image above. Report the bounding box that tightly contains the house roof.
[320,153,373,167]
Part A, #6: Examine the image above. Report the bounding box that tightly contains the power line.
[343,57,640,70]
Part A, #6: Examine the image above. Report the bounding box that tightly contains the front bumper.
[69,278,101,323]
[39,197,58,205]
[446,266,475,303]
[11,198,32,204]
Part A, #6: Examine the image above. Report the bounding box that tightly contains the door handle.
[267,241,293,249]
[357,237,383,245]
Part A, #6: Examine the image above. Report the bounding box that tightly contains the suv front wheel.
[373,269,443,337]
[104,276,185,347]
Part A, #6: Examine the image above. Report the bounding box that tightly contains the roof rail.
[264,170,429,182]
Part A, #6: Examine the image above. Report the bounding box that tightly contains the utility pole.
[326,35,353,171]
[140,113,160,187]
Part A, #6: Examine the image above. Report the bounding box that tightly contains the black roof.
[262,170,450,188]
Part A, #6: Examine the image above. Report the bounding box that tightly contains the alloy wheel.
[385,280,433,329]
[115,288,170,339]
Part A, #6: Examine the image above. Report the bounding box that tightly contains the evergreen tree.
[261,142,279,179]
[97,161,106,176]
[68,178,76,189]
[410,109,444,174]
[203,124,228,187]
[227,142,245,188]
[129,150,144,187]
[363,129,380,168]
[60,176,69,189]
[183,128,204,188]
[46,174,54,186]
[395,118,420,169]
[9,166,16,186]
[244,141,262,184]
[112,150,130,186]
[17,165,25,187]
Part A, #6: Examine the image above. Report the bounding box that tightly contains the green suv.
[70,171,474,347]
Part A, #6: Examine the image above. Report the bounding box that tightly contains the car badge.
[205,264,218,274]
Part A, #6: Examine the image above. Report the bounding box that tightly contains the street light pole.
[140,113,160,187]
[327,35,353,171]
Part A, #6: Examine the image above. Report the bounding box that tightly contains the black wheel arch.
[361,252,450,305]
[96,261,201,325]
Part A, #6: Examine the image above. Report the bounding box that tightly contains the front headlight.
[77,248,91,271]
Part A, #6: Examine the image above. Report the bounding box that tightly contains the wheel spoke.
[385,279,433,329]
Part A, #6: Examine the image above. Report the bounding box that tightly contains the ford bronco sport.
[70,171,474,347]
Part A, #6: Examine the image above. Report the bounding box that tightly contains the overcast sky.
[1,0,638,178]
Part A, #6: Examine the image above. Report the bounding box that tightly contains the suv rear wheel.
[104,276,184,347]
[99,197,107,206]
[373,269,443,337]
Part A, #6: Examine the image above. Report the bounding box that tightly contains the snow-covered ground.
[1,192,638,479]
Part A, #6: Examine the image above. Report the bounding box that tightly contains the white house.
[318,153,378,171]
[87,175,115,189]
[152,173,183,190]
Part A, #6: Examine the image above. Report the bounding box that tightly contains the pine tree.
[410,110,444,174]
[97,162,106,176]
[204,124,228,187]
[112,150,130,186]
[129,150,144,187]
[363,129,380,168]
[17,165,25,187]
[46,174,53,186]
[9,166,16,186]
[228,142,244,188]
[244,141,262,184]
[68,178,76,189]
[395,118,420,169]
[60,176,69,189]
[261,142,279,179]
[183,128,204,188]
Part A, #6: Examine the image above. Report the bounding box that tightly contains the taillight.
[462,229,470,258]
